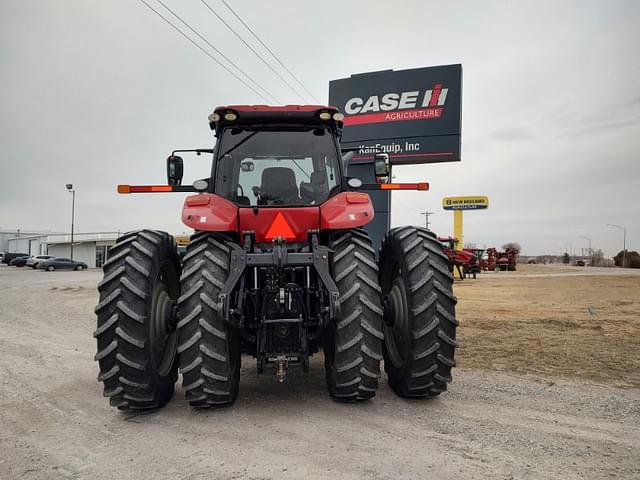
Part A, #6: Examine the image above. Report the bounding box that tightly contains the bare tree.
[502,242,522,252]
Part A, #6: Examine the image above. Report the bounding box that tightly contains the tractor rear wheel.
[325,229,383,402]
[94,230,180,410]
[177,232,241,408]
[380,226,458,398]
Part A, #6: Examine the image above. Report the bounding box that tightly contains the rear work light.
[318,111,332,121]
[224,111,238,121]
[208,112,221,123]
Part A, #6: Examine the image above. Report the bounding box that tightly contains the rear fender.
[182,193,238,232]
[320,192,374,230]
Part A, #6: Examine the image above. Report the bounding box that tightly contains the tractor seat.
[259,167,300,205]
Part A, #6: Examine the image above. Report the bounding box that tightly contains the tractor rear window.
[214,128,340,206]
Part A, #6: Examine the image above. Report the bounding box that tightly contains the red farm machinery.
[438,237,484,279]
[486,247,518,271]
[94,105,457,410]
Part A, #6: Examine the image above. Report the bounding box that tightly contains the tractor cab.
[210,106,344,208]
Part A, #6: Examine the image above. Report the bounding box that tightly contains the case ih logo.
[343,84,448,126]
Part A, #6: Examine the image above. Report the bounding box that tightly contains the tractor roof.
[208,105,344,131]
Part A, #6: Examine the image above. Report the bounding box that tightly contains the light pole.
[420,211,434,230]
[578,236,592,257]
[606,224,626,268]
[66,184,75,260]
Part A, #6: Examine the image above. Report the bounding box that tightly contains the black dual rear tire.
[177,232,241,408]
[94,230,180,410]
[380,226,458,398]
[325,229,384,402]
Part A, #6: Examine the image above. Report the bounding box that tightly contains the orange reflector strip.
[346,192,370,204]
[185,194,211,207]
[380,182,429,191]
[265,212,296,241]
[118,185,174,194]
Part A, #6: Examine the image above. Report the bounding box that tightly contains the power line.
[137,0,279,103]
[219,0,322,104]
[153,0,280,103]
[200,0,308,103]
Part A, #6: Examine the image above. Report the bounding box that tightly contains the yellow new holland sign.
[442,196,489,210]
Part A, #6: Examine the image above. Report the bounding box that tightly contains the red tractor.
[94,105,457,410]
[438,236,477,278]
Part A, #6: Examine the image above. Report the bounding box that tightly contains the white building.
[45,232,121,268]
[1,230,50,255]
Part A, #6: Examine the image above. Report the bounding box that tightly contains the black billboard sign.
[329,64,462,165]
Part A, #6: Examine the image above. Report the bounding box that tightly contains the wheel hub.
[150,268,178,377]
[384,276,410,368]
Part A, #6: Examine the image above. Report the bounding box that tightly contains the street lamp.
[606,224,626,268]
[66,184,75,260]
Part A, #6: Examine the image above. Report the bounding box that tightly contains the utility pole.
[66,184,75,260]
[579,236,592,256]
[420,211,434,230]
[606,224,627,268]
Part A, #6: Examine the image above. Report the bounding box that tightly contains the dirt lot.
[0,264,639,479]
[456,264,640,388]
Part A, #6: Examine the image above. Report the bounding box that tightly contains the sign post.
[442,196,489,250]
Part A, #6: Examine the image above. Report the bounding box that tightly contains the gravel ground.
[1,265,639,479]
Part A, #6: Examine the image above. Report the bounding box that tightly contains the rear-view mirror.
[373,153,390,183]
[167,155,184,186]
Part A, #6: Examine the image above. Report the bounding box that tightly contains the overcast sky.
[1,0,638,256]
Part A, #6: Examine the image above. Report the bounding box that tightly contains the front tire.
[177,232,241,408]
[47,265,55,271]
[94,230,180,410]
[325,229,383,402]
[380,226,458,398]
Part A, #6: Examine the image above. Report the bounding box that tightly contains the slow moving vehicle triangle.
[265,212,296,241]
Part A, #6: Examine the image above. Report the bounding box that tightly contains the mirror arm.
[171,148,214,156]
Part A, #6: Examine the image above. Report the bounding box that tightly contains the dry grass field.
[455,265,640,387]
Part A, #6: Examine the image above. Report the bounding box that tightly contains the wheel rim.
[149,262,178,377]
[385,275,410,368]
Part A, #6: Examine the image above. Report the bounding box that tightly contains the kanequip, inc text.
[358,142,421,155]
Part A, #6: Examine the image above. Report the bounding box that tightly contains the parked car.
[9,256,31,267]
[2,253,29,265]
[26,255,54,269]
[38,258,88,271]
[2,252,30,264]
